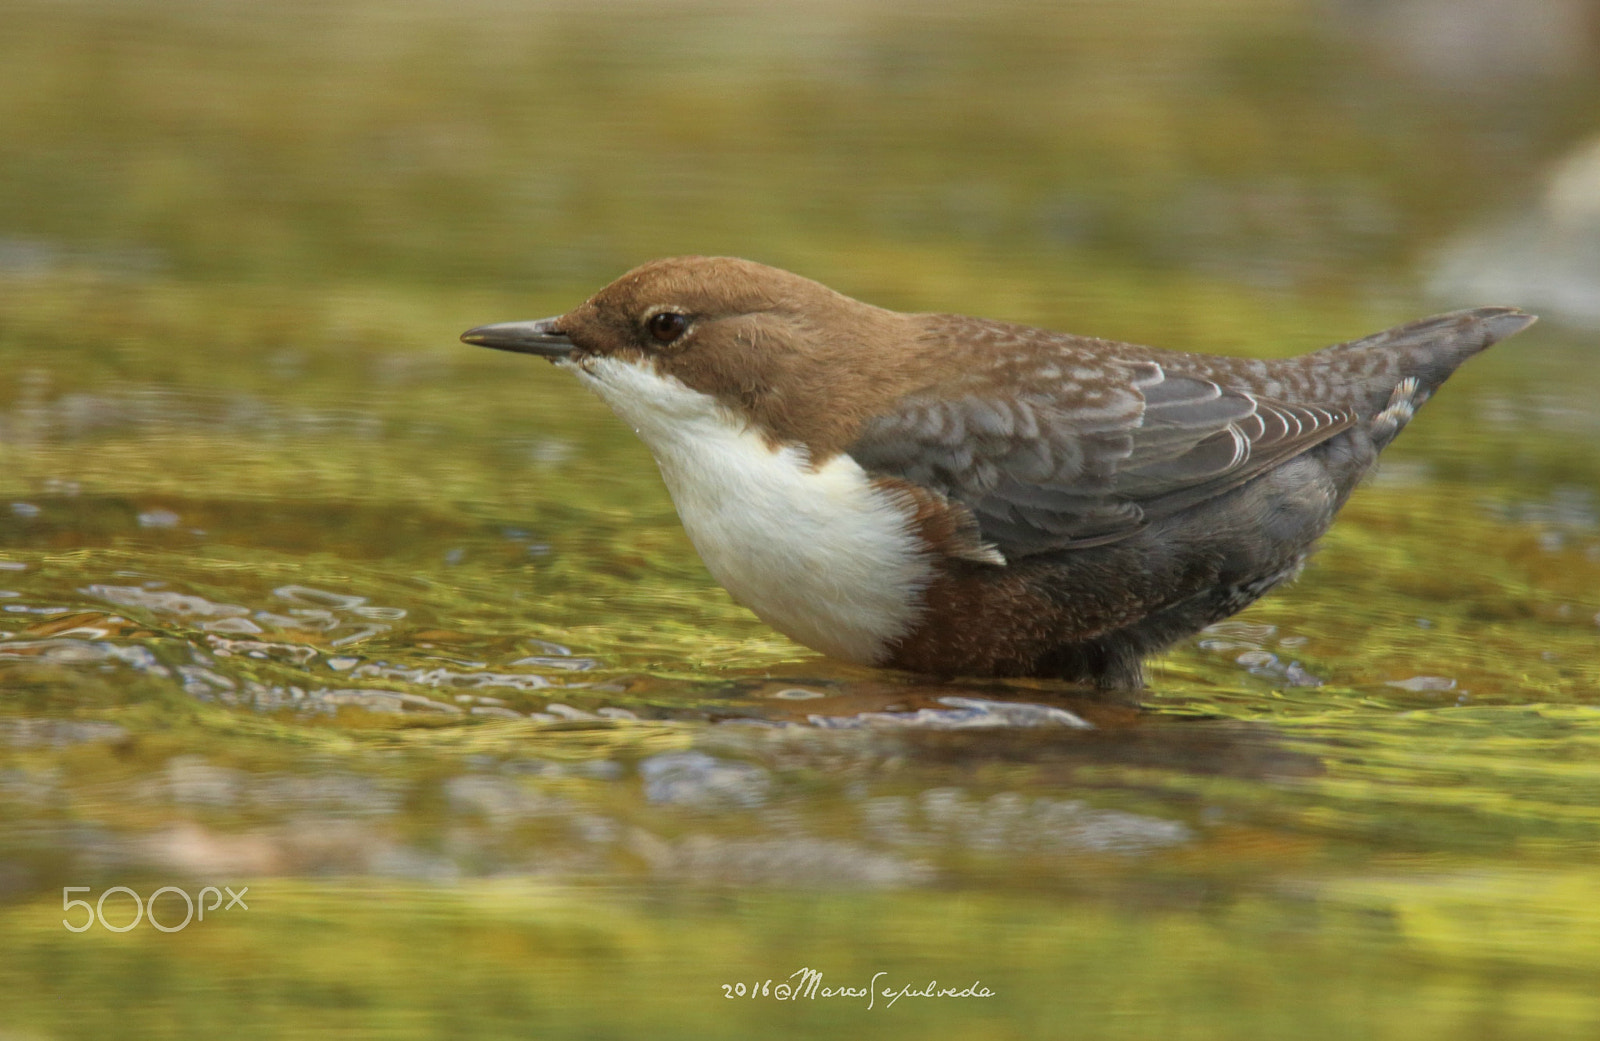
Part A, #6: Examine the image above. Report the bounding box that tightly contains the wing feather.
[847,358,1353,559]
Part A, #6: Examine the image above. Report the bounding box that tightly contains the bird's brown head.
[463,256,930,455]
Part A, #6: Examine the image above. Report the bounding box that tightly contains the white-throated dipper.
[463,257,1534,687]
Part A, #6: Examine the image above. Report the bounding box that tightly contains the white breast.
[564,354,932,665]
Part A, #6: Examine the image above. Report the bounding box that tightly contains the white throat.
[563,354,932,664]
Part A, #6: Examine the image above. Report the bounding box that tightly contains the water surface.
[3,1,1600,1037]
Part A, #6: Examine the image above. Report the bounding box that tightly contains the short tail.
[1316,306,1536,448]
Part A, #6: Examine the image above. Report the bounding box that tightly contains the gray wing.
[848,360,1354,560]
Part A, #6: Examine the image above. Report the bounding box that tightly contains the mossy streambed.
[3,1,1600,1037]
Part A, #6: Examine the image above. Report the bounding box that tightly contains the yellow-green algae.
[3,0,1600,1037]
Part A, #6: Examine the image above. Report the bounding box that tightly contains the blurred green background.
[3,0,1600,1038]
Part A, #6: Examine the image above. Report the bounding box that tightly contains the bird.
[462,256,1534,688]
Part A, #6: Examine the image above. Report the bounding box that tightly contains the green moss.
[3,0,1600,1036]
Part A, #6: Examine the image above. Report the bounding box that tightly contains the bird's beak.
[460,317,575,358]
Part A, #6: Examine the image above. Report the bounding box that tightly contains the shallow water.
[3,1,1600,1037]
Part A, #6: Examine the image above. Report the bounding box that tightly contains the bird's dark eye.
[646,311,688,344]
